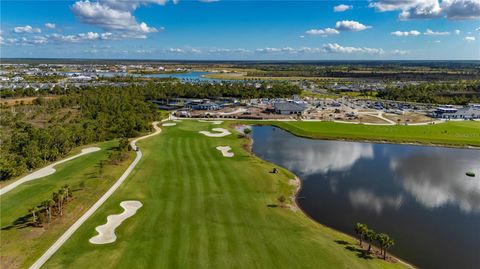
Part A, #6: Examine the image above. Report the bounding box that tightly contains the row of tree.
[29,185,72,226]
[354,223,395,260]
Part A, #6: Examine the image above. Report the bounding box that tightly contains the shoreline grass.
[239,120,480,148]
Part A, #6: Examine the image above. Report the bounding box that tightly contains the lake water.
[65,71,224,82]
[251,126,480,269]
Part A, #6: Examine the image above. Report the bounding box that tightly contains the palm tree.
[354,223,368,247]
[375,233,389,257]
[29,207,38,226]
[63,184,71,200]
[384,238,395,260]
[42,200,54,223]
[365,229,376,253]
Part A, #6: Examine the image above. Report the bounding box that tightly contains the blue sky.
[1,0,479,60]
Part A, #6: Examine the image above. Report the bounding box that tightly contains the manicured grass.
[0,141,135,269]
[45,121,407,269]
[243,120,480,148]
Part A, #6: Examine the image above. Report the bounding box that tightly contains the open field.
[44,121,407,269]
[0,141,135,269]
[243,120,480,148]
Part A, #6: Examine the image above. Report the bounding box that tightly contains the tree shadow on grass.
[335,239,374,260]
[1,214,33,230]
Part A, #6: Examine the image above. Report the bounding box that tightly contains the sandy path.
[29,121,163,269]
[89,201,143,245]
[216,146,234,157]
[198,120,223,125]
[199,128,231,137]
[0,147,101,196]
[162,123,176,126]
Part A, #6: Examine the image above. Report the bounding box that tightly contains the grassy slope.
[243,120,480,148]
[45,121,407,269]
[0,141,134,269]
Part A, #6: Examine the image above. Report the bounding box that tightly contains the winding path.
[0,147,101,196]
[29,121,163,269]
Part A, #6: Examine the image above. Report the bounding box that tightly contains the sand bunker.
[199,128,231,137]
[0,147,101,196]
[198,120,223,125]
[162,123,176,127]
[89,201,143,245]
[216,146,234,157]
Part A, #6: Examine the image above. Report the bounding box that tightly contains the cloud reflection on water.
[263,139,374,176]
[390,151,480,213]
[349,189,404,214]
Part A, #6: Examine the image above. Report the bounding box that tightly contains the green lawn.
[243,120,480,148]
[0,141,134,269]
[44,121,407,269]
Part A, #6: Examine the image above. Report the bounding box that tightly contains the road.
[29,121,162,269]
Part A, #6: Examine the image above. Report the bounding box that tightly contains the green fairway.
[0,141,134,269]
[244,120,480,148]
[45,121,407,269]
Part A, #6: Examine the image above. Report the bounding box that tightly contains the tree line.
[354,223,395,260]
[29,185,72,226]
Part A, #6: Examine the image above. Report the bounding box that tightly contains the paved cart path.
[29,121,163,269]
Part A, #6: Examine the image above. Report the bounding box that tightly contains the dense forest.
[377,82,480,105]
[0,81,301,181]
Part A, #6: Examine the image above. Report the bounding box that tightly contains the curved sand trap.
[162,123,176,127]
[0,147,101,196]
[199,128,231,137]
[216,146,234,157]
[89,201,143,244]
[198,120,223,125]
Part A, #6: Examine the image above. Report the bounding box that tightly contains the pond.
[65,71,225,83]
[251,126,480,269]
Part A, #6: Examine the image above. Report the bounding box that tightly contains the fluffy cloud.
[45,23,56,29]
[465,36,476,41]
[392,49,410,55]
[49,32,113,42]
[424,29,450,35]
[335,20,371,32]
[255,47,296,54]
[349,189,404,214]
[305,28,340,36]
[441,0,480,20]
[323,43,385,55]
[333,4,352,12]
[391,30,421,36]
[71,0,166,38]
[14,25,42,33]
[369,0,479,20]
[454,29,461,34]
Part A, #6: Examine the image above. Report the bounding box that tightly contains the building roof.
[274,102,306,112]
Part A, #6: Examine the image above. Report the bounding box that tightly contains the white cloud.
[71,0,165,38]
[255,47,296,54]
[305,28,340,36]
[199,0,219,2]
[391,30,421,36]
[45,23,56,29]
[424,28,450,35]
[392,49,410,55]
[299,35,305,39]
[369,0,479,20]
[465,36,476,41]
[333,4,352,12]
[454,29,461,34]
[441,0,480,20]
[14,25,42,33]
[335,20,371,32]
[323,43,385,55]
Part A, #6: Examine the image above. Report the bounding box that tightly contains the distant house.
[273,101,307,115]
[430,104,480,120]
[186,101,221,110]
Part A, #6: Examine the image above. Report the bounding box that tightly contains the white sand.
[216,146,234,157]
[0,147,101,196]
[162,123,177,126]
[89,201,143,245]
[198,120,223,125]
[199,128,231,137]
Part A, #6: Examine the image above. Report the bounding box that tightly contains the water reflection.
[258,134,373,176]
[348,189,404,214]
[391,152,480,213]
